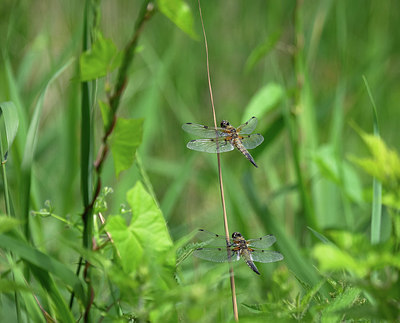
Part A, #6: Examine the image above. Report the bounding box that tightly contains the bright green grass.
[0,0,399,321]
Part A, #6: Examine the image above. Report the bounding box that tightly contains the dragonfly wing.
[196,229,231,247]
[240,134,264,149]
[250,250,283,263]
[247,234,276,249]
[187,139,234,153]
[237,117,258,134]
[194,247,239,263]
[182,123,228,138]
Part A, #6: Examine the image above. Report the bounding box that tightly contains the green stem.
[0,122,21,322]
[363,76,382,245]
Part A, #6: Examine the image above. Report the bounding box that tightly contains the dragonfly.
[182,116,264,167]
[193,229,283,275]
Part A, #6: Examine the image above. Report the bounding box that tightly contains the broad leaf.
[127,181,174,265]
[105,181,174,274]
[157,0,198,39]
[110,117,143,177]
[80,33,122,81]
[105,215,143,273]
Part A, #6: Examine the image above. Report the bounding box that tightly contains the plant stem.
[72,0,156,316]
[0,121,21,322]
[197,0,238,320]
[363,76,382,245]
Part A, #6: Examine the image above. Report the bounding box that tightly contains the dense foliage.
[0,0,399,321]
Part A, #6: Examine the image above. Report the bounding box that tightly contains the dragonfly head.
[232,232,243,239]
[220,120,230,128]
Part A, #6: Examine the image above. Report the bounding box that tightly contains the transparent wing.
[247,234,276,249]
[193,247,239,263]
[240,134,264,149]
[250,250,284,263]
[196,229,232,247]
[187,139,234,153]
[182,123,228,138]
[237,117,258,134]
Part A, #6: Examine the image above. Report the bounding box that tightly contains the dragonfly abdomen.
[245,259,260,275]
[232,138,258,168]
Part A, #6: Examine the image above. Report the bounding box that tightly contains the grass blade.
[0,233,86,302]
[363,76,382,245]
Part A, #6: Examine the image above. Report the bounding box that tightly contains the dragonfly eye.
[232,232,242,238]
[221,120,230,128]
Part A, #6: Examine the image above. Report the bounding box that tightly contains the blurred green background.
[1,0,400,321]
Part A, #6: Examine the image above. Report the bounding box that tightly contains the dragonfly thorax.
[220,120,230,128]
[232,232,242,239]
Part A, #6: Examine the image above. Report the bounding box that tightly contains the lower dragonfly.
[182,116,264,167]
[193,229,283,275]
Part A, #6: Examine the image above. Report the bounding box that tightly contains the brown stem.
[197,0,238,321]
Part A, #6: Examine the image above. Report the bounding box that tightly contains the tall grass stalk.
[0,114,21,322]
[72,0,155,318]
[363,76,382,245]
[198,1,238,320]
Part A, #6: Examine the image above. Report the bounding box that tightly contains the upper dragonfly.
[193,229,283,275]
[182,116,264,167]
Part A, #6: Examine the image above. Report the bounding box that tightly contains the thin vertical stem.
[197,1,238,321]
[363,76,382,245]
[0,130,21,323]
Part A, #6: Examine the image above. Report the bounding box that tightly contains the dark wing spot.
[204,125,209,129]
[210,138,214,142]
[217,248,222,251]
[196,248,204,251]
[259,237,262,240]
[261,250,265,253]
[199,229,205,232]
[186,122,193,125]
[189,140,196,143]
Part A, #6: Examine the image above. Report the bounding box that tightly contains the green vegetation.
[1,0,400,321]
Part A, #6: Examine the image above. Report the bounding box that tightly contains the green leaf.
[157,0,198,39]
[127,181,174,265]
[105,215,144,273]
[312,244,367,277]
[80,32,122,81]
[22,58,74,170]
[349,131,400,208]
[242,83,284,123]
[7,263,44,322]
[0,234,86,301]
[312,232,400,278]
[30,265,75,323]
[0,101,19,155]
[105,181,174,274]
[0,216,22,234]
[110,118,143,177]
[321,287,361,321]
